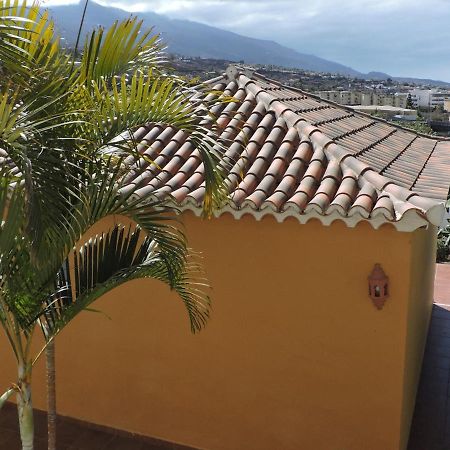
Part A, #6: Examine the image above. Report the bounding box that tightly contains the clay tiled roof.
[123,66,450,232]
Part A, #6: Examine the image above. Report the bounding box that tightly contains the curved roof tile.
[124,66,450,232]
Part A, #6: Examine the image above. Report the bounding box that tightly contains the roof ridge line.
[235,71,445,226]
[225,65,450,143]
[226,65,256,82]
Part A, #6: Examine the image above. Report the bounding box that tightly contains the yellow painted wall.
[401,226,437,450]
[0,213,435,450]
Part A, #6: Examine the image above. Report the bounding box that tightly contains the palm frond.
[0,91,87,262]
[79,17,164,85]
[0,1,224,366]
[0,0,34,75]
[83,70,194,144]
[38,224,210,337]
[20,155,189,310]
[0,1,74,110]
[0,172,46,332]
[81,70,228,216]
[0,172,25,282]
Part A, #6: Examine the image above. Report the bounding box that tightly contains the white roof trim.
[174,199,430,232]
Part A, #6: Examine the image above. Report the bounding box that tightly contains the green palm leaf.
[38,224,210,337]
[79,16,164,85]
[0,0,34,74]
[0,171,26,283]
[0,3,227,447]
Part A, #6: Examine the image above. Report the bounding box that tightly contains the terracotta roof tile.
[122,66,450,231]
[372,194,395,220]
[282,158,308,183]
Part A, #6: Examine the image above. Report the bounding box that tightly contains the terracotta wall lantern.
[368,263,389,310]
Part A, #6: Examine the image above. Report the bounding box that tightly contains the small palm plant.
[0,2,226,449]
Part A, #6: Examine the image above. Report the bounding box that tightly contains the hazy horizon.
[42,0,450,82]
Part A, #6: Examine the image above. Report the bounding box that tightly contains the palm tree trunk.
[17,362,34,450]
[46,340,56,450]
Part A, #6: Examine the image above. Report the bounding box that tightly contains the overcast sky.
[43,0,450,81]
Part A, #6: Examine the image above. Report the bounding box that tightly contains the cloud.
[41,0,450,80]
[43,0,79,5]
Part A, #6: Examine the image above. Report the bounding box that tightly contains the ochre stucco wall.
[401,225,437,450]
[0,213,435,450]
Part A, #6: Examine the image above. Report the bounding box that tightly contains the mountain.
[47,2,450,86]
[366,71,450,87]
[47,2,361,76]
[366,71,393,80]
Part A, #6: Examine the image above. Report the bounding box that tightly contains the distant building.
[409,89,450,108]
[443,98,450,112]
[340,91,352,105]
[319,91,341,103]
[351,91,362,104]
[350,105,418,121]
[318,90,407,108]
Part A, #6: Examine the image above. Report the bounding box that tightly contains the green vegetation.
[0,2,224,449]
[437,215,450,263]
[397,120,435,135]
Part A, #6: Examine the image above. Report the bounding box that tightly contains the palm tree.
[0,2,226,449]
[46,1,90,445]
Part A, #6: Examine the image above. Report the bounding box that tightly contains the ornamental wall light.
[368,263,389,310]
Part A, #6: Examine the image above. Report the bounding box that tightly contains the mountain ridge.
[47,1,450,87]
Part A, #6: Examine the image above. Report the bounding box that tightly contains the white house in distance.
[409,88,450,108]
[350,105,418,121]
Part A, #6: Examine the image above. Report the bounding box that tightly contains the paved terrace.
[409,263,450,450]
[0,264,449,450]
[0,403,196,449]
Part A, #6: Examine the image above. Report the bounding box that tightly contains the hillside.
[47,2,360,76]
[47,1,450,86]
